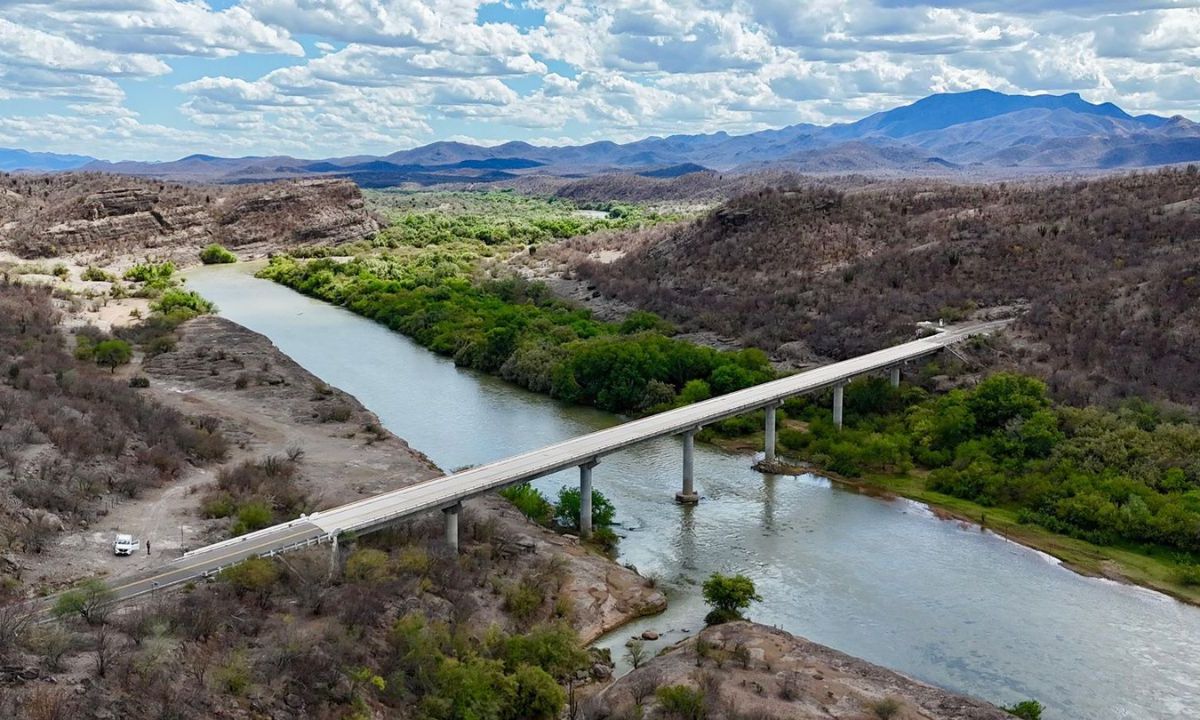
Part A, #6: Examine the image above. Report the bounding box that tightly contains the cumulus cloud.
[3,0,1199,158]
[1,0,303,58]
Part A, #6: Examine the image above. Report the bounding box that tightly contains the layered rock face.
[0,174,379,259]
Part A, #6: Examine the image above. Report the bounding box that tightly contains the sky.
[1,0,1198,161]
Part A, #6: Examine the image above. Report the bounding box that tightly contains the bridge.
[90,320,1008,605]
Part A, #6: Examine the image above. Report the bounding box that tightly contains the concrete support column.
[676,430,699,503]
[833,383,845,430]
[890,366,901,388]
[579,460,597,539]
[764,404,778,463]
[443,502,461,553]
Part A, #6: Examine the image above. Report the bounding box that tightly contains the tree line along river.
[187,263,1200,719]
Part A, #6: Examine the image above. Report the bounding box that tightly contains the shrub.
[219,557,279,602]
[503,579,544,625]
[1175,564,1200,587]
[500,622,587,677]
[511,664,566,720]
[200,244,238,264]
[81,266,114,282]
[345,548,393,583]
[230,501,273,536]
[152,289,215,316]
[93,339,132,373]
[216,651,252,695]
[1003,700,1044,720]
[701,573,761,625]
[499,483,553,525]
[51,264,69,279]
[316,401,353,422]
[128,376,150,388]
[656,684,706,720]
[870,697,903,719]
[201,492,237,519]
[124,261,175,284]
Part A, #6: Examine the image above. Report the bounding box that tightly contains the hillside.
[0,173,378,261]
[57,91,1200,186]
[563,167,1200,407]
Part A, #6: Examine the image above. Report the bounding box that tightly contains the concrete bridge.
[91,320,1008,604]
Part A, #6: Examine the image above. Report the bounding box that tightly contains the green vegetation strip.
[772,375,1200,604]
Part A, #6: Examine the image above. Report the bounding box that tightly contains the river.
[186,264,1200,719]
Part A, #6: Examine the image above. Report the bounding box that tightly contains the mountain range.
[5,90,1200,185]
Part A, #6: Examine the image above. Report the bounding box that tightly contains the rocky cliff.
[0,173,379,260]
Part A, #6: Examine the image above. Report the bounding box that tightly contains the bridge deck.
[98,320,1007,603]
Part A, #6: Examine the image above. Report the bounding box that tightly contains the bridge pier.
[764,404,778,463]
[676,430,700,503]
[579,460,598,539]
[443,502,461,552]
[833,382,845,430]
[890,366,901,388]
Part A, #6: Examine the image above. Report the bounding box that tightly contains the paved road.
[85,320,1008,603]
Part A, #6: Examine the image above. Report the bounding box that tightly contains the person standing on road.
[146,540,151,556]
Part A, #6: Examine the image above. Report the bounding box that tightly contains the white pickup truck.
[112,534,140,556]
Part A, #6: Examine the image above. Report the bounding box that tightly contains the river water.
[186,264,1200,719]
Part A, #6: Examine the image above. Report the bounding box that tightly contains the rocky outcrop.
[594,622,1013,720]
[0,173,379,259]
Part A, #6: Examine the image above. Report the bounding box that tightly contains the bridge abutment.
[443,501,461,552]
[677,430,700,503]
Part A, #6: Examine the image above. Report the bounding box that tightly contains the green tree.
[93,339,132,373]
[678,379,713,405]
[701,572,762,625]
[511,664,566,720]
[554,486,615,531]
[431,656,516,720]
[967,373,1049,431]
[53,578,114,625]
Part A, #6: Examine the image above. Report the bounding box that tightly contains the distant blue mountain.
[0,148,95,172]
[828,89,1142,140]
[22,90,1200,183]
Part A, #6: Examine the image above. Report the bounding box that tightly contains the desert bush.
[656,684,707,720]
[200,244,238,264]
[81,266,114,282]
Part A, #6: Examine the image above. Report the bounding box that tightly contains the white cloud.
[3,0,1200,158]
[2,0,302,58]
